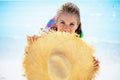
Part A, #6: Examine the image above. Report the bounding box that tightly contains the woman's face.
[56,12,78,33]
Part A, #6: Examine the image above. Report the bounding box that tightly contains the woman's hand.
[93,56,99,72]
[27,35,39,45]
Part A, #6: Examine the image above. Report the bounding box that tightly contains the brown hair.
[51,2,82,37]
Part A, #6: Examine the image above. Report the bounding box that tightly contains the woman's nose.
[64,25,70,29]
[62,26,70,32]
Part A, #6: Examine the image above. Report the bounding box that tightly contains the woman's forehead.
[58,13,77,23]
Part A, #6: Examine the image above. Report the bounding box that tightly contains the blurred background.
[0,0,120,80]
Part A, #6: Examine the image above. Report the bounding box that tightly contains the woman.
[45,2,83,38]
[32,2,99,72]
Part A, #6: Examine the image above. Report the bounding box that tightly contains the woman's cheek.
[69,29,74,33]
[58,26,63,31]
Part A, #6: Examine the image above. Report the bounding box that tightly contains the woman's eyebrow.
[59,20,65,22]
[59,19,76,24]
[70,22,75,24]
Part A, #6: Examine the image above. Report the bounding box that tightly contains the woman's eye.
[70,23,74,26]
[60,21,65,24]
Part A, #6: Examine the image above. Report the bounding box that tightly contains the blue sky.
[0,0,120,42]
